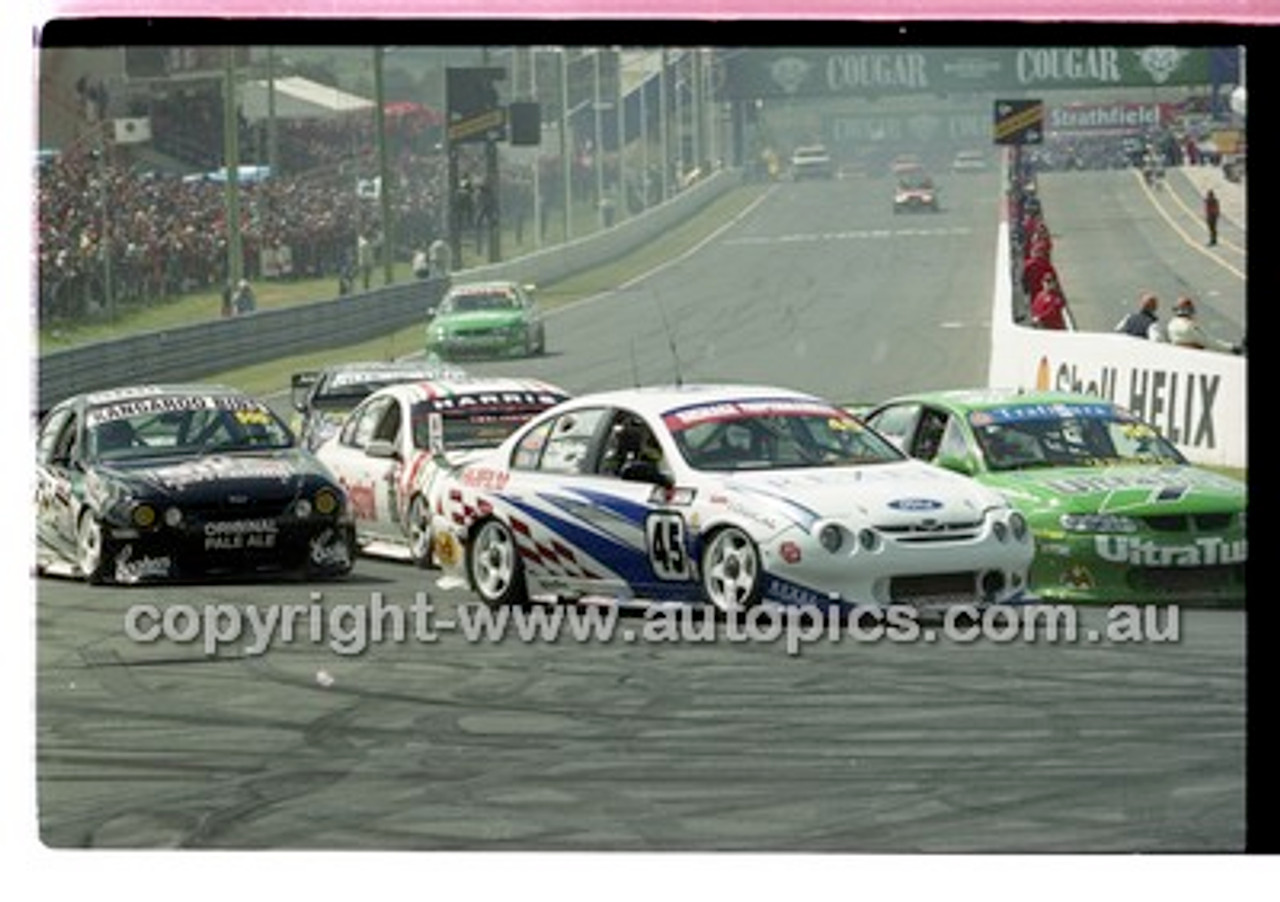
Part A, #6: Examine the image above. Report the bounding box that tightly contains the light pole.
[373,46,393,285]
[593,48,605,225]
[223,46,244,291]
[659,47,670,201]
[560,48,572,241]
[530,47,543,249]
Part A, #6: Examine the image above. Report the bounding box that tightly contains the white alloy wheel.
[408,495,433,568]
[701,526,763,612]
[76,512,108,584]
[467,519,527,606]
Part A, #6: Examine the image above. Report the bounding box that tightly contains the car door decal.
[646,512,691,580]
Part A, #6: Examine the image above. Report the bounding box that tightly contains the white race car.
[435,384,1034,612]
[313,375,569,566]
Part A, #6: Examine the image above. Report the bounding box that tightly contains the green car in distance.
[426,280,546,359]
[863,390,1245,605]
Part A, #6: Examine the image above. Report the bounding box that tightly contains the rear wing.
[290,371,321,413]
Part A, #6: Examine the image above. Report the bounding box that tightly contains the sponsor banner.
[723,47,1214,100]
[87,393,271,427]
[989,339,1246,468]
[987,221,1246,470]
[1047,102,1176,135]
[664,398,840,430]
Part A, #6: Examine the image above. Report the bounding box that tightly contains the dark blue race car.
[36,383,357,584]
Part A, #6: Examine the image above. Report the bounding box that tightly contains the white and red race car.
[313,375,569,566]
[433,384,1034,613]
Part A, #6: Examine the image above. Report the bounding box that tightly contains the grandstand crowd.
[37,109,588,326]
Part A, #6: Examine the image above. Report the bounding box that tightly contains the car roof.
[444,280,523,296]
[370,376,568,404]
[316,359,465,388]
[555,383,832,419]
[80,383,246,407]
[879,388,1115,412]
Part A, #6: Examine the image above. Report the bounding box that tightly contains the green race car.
[864,389,1245,605]
[426,280,546,359]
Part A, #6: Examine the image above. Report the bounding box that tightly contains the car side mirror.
[620,460,672,487]
[934,451,976,476]
[365,439,400,460]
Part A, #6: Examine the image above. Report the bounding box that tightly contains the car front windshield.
[443,291,519,314]
[410,402,553,451]
[86,396,294,462]
[665,400,904,471]
[970,405,1185,471]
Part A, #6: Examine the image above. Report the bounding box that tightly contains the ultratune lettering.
[1095,535,1247,567]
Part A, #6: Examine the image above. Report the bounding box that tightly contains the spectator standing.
[1204,189,1220,246]
[412,247,430,280]
[357,233,374,291]
[428,237,452,278]
[1029,274,1069,330]
[1115,293,1164,341]
[231,278,257,315]
[1167,297,1240,353]
[1021,243,1058,298]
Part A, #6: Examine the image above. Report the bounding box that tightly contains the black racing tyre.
[407,494,434,569]
[700,525,763,612]
[467,518,529,607]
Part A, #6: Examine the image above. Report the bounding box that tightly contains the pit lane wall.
[987,220,1247,469]
[37,170,741,414]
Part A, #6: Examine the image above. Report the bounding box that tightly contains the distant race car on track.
[433,384,1034,613]
[893,165,940,213]
[862,389,1246,604]
[790,144,834,180]
[290,358,467,451]
[426,280,547,360]
[314,375,569,567]
[35,384,356,584]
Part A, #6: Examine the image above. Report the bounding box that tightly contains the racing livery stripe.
[729,485,822,531]
[566,488,651,526]
[500,496,695,601]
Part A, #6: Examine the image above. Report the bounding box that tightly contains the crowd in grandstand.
[36,106,603,325]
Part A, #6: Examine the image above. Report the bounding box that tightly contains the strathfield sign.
[1047,102,1175,134]
[722,47,1215,100]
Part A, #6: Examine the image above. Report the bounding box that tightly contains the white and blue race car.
[434,384,1034,613]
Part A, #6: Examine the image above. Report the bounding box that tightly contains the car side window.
[510,419,554,470]
[38,408,76,465]
[936,415,970,462]
[372,399,403,445]
[866,404,920,453]
[343,397,391,450]
[535,408,609,475]
[912,408,950,461]
[596,409,666,478]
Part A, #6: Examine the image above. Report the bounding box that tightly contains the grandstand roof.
[239,76,374,121]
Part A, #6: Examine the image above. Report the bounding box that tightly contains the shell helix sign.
[1032,351,1246,468]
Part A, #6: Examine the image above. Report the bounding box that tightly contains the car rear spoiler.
[290,371,320,413]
